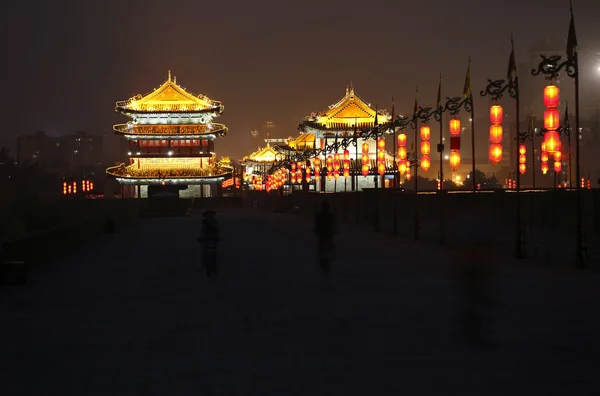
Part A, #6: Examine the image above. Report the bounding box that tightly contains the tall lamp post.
[531,3,585,267]
[481,37,522,258]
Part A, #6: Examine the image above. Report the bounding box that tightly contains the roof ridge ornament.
[168,70,171,82]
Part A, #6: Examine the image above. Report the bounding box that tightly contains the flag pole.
[413,86,420,240]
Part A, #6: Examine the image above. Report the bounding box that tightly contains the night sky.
[2,0,598,160]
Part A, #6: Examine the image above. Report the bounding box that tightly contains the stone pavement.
[1,209,599,395]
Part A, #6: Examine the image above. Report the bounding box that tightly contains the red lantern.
[450,151,461,171]
[361,154,369,164]
[544,85,560,108]
[405,170,412,181]
[420,125,431,141]
[541,141,547,152]
[519,144,526,155]
[397,133,407,147]
[554,161,562,173]
[362,142,369,153]
[544,109,560,130]
[519,154,527,164]
[377,138,385,151]
[398,161,407,175]
[519,163,527,174]
[420,155,431,172]
[343,169,350,178]
[489,125,503,144]
[361,164,369,176]
[377,151,385,161]
[554,151,562,162]
[420,141,431,155]
[489,143,503,165]
[397,146,407,160]
[543,131,561,153]
[541,151,549,162]
[541,161,549,174]
[314,158,321,181]
[326,155,333,171]
[377,162,385,176]
[490,105,504,124]
[343,149,350,160]
[449,118,461,136]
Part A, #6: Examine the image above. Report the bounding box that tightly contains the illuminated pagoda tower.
[298,84,392,192]
[106,71,231,198]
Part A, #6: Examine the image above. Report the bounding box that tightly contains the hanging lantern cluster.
[420,125,431,172]
[326,155,333,180]
[377,138,386,176]
[266,168,286,192]
[343,149,350,178]
[314,158,321,182]
[397,133,408,175]
[449,118,461,171]
[361,142,370,176]
[297,163,303,182]
[489,105,503,165]
[543,85,561,174]
[554,151,562,173]
[519,145,527,175]
[333,152,340,179]
[291,162,297,184]
[252,176,263,191]
[305,160,311,182]
[541,145,549,174]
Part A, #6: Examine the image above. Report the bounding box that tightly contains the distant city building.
[16,130,103,174]
[105,71,232,198]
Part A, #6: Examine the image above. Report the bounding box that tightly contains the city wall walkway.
[1,209,599,395]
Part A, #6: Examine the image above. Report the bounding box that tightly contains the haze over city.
[1,0,599,160]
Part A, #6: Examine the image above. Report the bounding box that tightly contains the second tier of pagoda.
[106,71,231,191]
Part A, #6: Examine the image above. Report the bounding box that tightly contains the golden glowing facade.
[106,72,231,197]
[299,84,391,137]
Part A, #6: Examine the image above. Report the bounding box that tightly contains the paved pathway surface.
[1,209,599,395]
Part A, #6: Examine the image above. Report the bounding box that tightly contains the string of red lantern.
[420,125,431,172]
[343,149,350,178]
[543,85,561,176]
[397,133,408,176]
[519,144,527,175]
[377,138,386,176]
[361,142,369,177]
[326,155,333,180]
[449,118,461,171]
[489,105,503,165]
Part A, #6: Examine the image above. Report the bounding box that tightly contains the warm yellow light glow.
[543,131,561,153]
[420,141,431,155]
[420,155,431,172]
[544,85,560,108]
[490,105,504,125]
[489,125,503,144]
[519,144,526,155]
[450,151,461,170]
[397,134,407,147]
[489,143,503,165]
[544,109,560,130]
[449,118,461,136]
[420,125,431,141]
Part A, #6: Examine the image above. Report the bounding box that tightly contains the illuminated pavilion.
[298,84,394,191]
[106,71,232,198]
